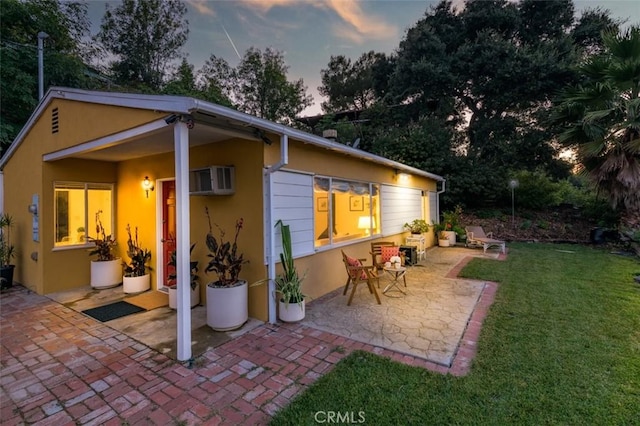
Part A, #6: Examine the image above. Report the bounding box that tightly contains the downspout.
[436,180,446,222]
[263,134,288,324]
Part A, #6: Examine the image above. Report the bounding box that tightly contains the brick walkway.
[1,257,497,425]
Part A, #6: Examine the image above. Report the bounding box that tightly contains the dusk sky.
[86,0,640,116]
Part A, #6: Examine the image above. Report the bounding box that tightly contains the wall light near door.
[142,176,155,198]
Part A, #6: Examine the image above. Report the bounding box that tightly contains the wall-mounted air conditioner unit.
[189,166,235,195]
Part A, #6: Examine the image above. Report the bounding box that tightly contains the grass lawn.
[270,243,640,425]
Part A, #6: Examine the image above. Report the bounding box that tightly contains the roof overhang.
[2,87,445,182]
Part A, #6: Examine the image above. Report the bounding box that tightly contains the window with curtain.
[54,182,114,247]
[314,176,380,247]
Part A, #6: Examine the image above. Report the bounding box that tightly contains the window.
[54,182,114,247]
[314,177,380,247]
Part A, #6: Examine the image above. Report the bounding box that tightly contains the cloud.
[237,0,397,43]
[326,0,397,41]
[186,0,216,16]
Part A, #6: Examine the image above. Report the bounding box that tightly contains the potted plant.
[273,220,306,322]
[166,241,200,309]
[204,207,249,331]
[88,210,121,289]
[440,205,463,244]
[438,231,451,247]
[122,224,152,293]
[0,213,16,289]
[403,219,430,235]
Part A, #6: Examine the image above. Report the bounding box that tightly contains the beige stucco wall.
[1,98,158,293]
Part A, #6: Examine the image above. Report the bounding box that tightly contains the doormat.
[82,301,145,322]
[126,291,169,311]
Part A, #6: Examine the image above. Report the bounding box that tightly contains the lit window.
[54,182,114,247]
[314,177,379,247]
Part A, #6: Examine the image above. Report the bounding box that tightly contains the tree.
[319,51,386,113]
[197,54,236,107]
[162,58,196,96]
[360,0,624,208]
[96,0,188,90]
[0,0,92,156]
[234,47,312,125]
[552,26,640,224]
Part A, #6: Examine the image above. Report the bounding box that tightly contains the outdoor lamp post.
[509,179,519,228]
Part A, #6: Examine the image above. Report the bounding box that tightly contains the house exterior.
[0,87,445,359]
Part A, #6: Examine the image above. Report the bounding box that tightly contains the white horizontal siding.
[380,185,422,236]
[270,171,314,259]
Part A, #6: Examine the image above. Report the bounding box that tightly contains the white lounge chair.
[465,226,506,254]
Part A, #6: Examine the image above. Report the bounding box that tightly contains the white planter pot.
[206,280,248,331]
[278,299,305,323]
[123,274,150,294]
[168,282,200,309]
[438,238,450,247]
[444,231,457,245]
[91,258,122,289]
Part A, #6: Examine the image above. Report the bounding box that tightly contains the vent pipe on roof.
[37,32,49,100]
[322,129,337,140]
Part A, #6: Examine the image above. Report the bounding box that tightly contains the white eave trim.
[4,86,445,182]
[189,100,445,182]
[43,118,170,162]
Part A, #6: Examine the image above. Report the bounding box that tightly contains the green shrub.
[510,170,560,209]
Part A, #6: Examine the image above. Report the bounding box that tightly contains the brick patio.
[0,255,497,425]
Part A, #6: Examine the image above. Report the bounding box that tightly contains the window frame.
[52,181,115,250]
[313,175,381,250]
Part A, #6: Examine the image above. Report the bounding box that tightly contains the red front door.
[162,180,176,288]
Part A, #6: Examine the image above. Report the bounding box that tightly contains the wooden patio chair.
[341,250,381,306]
[370,242,405,271]
[465,226,506,254]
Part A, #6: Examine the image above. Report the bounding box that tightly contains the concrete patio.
[304,247,500,366]
[0,246,502,425]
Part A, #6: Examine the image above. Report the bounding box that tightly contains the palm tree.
[553,26,640,226]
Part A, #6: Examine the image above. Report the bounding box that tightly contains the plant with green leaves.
[0,213,15,267]
[552,26,640,226]
[403,219,430,234]
[274,220,306,306]
[251,220,306,306]
[123,224,151,277]
[204,207,247,287]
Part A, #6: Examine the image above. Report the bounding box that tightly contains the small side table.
[405,235,426,261]
[382,266,407,295]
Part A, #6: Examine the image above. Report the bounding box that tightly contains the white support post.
[174,121,191,361]
[264,172,277,324]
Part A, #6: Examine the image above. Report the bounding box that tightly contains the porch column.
[174,121,191,361]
